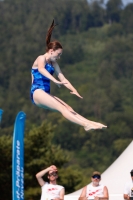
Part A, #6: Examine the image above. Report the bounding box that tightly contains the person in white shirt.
[36,165,65,200]
[79,171,109,200]
[124,169,133,200]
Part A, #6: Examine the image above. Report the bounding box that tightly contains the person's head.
[130,169,133,180]
[91,171,101,187]
[47,170,58,182]
[45,20,63,62]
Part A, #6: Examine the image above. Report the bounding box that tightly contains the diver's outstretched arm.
[54,62,83,98]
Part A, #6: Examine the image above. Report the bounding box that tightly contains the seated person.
[79,171,109,200]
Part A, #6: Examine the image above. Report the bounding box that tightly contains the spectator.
[36,165,65,200]
[123,169,133,200]
[79,171,109,200]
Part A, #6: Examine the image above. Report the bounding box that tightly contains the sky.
[88,0,133,7]
[105,0,133,6]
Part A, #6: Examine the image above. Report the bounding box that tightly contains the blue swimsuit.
[30,63,55,104]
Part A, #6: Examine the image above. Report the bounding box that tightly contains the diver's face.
[50,48,63,62]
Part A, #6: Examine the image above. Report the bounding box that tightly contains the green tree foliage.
[89,1,105,27]
[106,0,123,23]
[120,3,133,34]
[0,134,12,200]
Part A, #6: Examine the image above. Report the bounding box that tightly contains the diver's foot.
[84,122,107,132]
[84,124,95,132]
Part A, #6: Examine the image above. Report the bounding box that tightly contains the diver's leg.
[33,89,89,127]
[53,96,107,130]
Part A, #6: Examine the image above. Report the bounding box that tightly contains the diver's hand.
[70,90,83,98]
[54,80,67,88]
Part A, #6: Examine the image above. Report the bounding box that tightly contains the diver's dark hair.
[46,19,63,52]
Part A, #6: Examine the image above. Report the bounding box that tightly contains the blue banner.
[12,111,26,200]
[0,109,3,124]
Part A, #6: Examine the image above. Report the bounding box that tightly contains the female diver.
[30,20,107,131]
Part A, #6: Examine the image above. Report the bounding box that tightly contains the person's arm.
[123,182,130,200]
[37,56,66,87]
[36,165,57,186]
[78,186,88,200]
[54,62,83,99]
[94,186,109,200]
[102,186,109,199]
[54,188,65,200]
[123,194,130,200]
[59,187,65,200]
